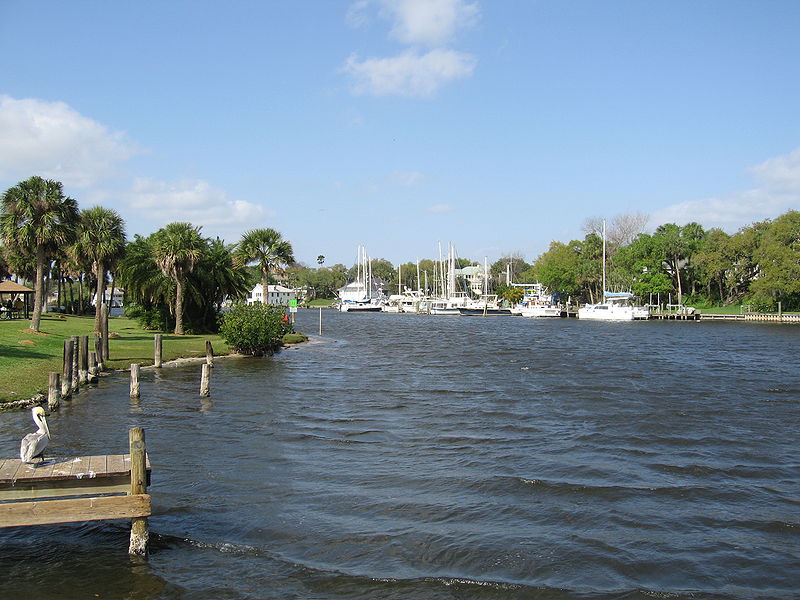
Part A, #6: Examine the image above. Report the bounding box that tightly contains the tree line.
[288,210,800,312]
[0,176,295,334]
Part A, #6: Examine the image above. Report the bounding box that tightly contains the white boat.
[519,304,562,318]
[337,246,386,312]
[397,290,424,313]
[515,283,562,318]
[457,294,512,316]
[577,222,650,321]
[382,295,403,313]
[430,293,471,315]
[578,292,649,320]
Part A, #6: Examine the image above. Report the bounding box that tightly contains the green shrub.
[218,303,291,356]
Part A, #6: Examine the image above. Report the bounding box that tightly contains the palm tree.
[0,176,79,331]
[234,228,295,304]
[151,222,206,334]
[74,206,127,332]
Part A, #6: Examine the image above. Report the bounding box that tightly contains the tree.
[613,233,673,299]
[151,222,206,335]
[583,212,649,254]
[751,210,800,310]
[532,241,582,298]
[234,228,295,302]
[74,206,126,332]
[693,228,733,303]
[0,176,79,331]
[490,255,530,285]
[652,222,705,304]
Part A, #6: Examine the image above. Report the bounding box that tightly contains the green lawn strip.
[305,298,335,306]
[0,315,229,403]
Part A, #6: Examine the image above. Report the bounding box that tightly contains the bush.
[218,303,292,356]
[125,302,173,331]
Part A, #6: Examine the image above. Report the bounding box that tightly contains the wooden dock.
[0,427,152,555]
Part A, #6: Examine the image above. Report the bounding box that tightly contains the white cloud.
[0,95,141,187]
[426,203,454,214]
[127,178,269,233]
[380,0,479,47]
[749,147,800,193]
[343,48,476,98]
[652,147,800,230]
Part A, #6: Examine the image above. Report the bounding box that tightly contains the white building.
[454,265,486,296]
[91,287,124,308]
[247,284,296,306]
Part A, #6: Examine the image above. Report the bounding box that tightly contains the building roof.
[0,280,33,293]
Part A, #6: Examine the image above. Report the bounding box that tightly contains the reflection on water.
[1,311,798,599]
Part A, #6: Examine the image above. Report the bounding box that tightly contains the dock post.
[154,334,162,368]
[78,335,89,384]
[200,363,211,397]
[205,340,214,367]
[62,339,73,398]
[88,351,98,383]
[128,427,149,556]
[70,335,79,392]
[130,364,140,398]
[48,372,60,410]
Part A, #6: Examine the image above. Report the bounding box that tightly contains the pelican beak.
[42,415,51,440]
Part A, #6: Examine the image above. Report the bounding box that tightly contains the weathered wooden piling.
[62,339,73,398]
[205,340,214,367]
[101,303,110,362]
[78,335,89,384]
[130,364,140,398]
[47,372,60,410]
[154,334,162,368]
[70,335,79,392]
[128,427,149,556]
[88,351,98,383]
[200,363,211,397]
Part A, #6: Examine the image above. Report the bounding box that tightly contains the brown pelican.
[20,406,51,465]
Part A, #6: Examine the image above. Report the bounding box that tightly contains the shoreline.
[0,338,310,412]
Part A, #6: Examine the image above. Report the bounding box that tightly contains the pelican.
[20,406,51,465]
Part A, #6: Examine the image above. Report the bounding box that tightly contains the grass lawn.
[306,298,335,306]
[0,314,230,404]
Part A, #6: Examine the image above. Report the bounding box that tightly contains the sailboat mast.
[602,219,607,298]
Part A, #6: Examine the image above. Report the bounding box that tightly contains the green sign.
[289,299,298,307]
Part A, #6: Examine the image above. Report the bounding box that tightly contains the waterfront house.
[247,284,296,306]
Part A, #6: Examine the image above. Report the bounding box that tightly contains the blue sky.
[1,1,799,268]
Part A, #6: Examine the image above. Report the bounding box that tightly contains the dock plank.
[106,454,125,474]
[0,460,20,482]
[0,494,152,527]
[1,454,149,486]
[89,455,108,476]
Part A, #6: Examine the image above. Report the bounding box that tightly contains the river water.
[1,311,798,599]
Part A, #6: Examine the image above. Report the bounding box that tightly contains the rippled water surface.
[1,311,798,599]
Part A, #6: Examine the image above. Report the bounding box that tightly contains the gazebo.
[0,280,33,319]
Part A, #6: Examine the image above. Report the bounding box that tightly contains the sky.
[1,1,799,268]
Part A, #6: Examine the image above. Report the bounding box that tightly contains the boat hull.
[519,306,562,318]
[457,307,513,316]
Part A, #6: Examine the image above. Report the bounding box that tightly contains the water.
[1,311,798,599]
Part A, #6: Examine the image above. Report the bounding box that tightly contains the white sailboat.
[337,246,385,312]
[578,221,650,321]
